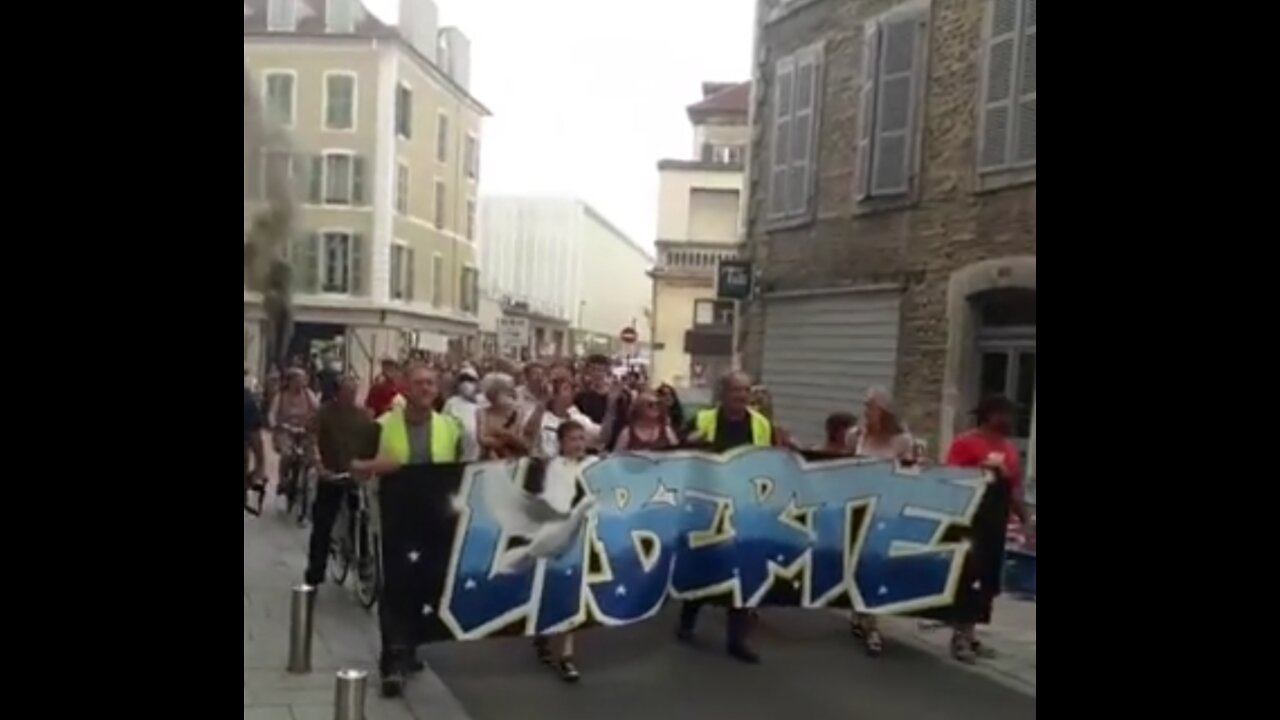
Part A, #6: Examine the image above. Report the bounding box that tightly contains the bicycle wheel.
[329,506,352,586]
[355,518,380,610]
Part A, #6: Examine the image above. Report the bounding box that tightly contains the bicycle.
[328,475,380,610]
[277,425,315,526]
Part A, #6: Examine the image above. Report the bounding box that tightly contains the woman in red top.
[944,396,1035,663]
[615,391,679,452]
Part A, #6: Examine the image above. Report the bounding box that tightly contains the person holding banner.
[678,371,770,664]
[615,390,679,451]
[352,363,462,698]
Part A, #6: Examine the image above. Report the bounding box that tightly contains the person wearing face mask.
[444,367,483,462]
[478,374,530,460]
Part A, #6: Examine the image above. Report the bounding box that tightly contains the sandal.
[864,629,884,657]
[558,658,581,684]
[951,634,977,664]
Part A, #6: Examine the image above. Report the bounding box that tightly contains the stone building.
[741,0,1036,483]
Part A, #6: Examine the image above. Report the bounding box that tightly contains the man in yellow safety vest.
[679,371,772,664]
[354,362,461,698]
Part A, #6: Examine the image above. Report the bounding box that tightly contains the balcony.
[651,241,743,281]
[684,324,733,356]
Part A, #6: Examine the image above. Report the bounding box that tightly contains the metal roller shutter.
[761,290,902,446]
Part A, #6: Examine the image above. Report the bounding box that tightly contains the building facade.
[480,197,653,360]
[243,0,487,383]
[650,82,750,391]
[741,0,1036,487]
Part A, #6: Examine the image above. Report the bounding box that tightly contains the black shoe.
[406,655,425,674]
[558,658,581,684]
[676,626,695,644]
[728,644,761,664]
[534,638,554,665]
[380,674,404,698]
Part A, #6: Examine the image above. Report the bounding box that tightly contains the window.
[431,254,444,306]
[267,0,297,32]
[711,145,745,164]
[324,73,356,131]
[465,134,479,179]
[261,150,293,200]
[264,72,295,127]
[460,267,479,313]
[466,198,476,240]
[395,84,413,139]
[326,0,356,33]
[390,243,414,300]
[979,0,1036,172]
[436,113,450,163]
[856,6,928,199]
[434,180,447,228]
[768,44,823,219]
[395,162,410,215]
[289,231,364,295]
[694,300,736,326]
[322,153,366,206]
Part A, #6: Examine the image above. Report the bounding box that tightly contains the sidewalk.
[243,511,473,720]
[881,597,1037,697]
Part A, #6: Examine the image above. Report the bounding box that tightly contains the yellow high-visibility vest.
[695,408,773,448]
[377,408,460,464]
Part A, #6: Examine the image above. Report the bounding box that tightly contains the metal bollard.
[333,669,369,720]
[287,584,317,674]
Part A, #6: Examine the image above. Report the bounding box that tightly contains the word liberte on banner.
[391,449,991,643]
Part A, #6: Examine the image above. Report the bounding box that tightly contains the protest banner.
[378,449,1000,645]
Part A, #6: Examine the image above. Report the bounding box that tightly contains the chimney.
[437,27,471,90]
[398,0,439,62]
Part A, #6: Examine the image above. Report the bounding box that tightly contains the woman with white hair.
[477,373,530,460]
[849,386,919,657]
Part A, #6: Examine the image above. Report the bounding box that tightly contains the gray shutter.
[1013,0,1036,164]
[350,234,365,295]
[246,146,262,201]
[769,57,796,217]
[352,156,367,205]
[979,0,1020,172]
[789,46,821,216]
[405,248,416,301]
[855,22,880,200]
[291,233,319,293]
[870,13,923,196]
[308,156,324,204]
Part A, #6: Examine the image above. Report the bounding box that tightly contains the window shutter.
[308,156,323,204]
[350,234,365,295]
[855,22,880,200]
[870,13,923,196]
[1013,0,1036,164]
[290,233,319,293]
[352,156,367,205]
[769,57,796,217]
[789,46,822,216]
[405,248,416,301]
[980,0,1020,172]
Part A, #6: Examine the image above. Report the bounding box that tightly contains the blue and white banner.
[378,449,996,644]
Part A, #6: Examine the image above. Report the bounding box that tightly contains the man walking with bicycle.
[305,376,376,587]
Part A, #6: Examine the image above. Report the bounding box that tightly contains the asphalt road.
[422,607,1035,720]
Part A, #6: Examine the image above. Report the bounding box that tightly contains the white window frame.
[390,239,410,300]
[322,71,358,132]
[460,263,479,313]
[318,228,355,296]
[396,82,413,140]
[262,70,297,129]
[325,0,357,34]
[433,177,447,229]
[259,149,295,200]
[267,0,297,32]
[431,252,445,307]
[465,197,476,241]
[322,150,357,207]
[436,112,450,164]
[395,160,410,215]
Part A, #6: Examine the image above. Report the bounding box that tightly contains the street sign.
[498,317,530,357]
[620,327,639,344]
[717,260,754,301]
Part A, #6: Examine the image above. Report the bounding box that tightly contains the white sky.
[365,0,754,249]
